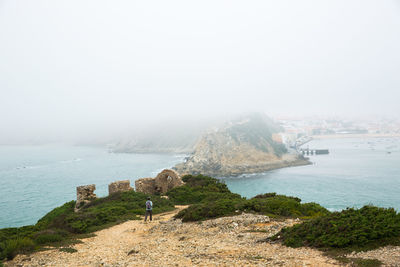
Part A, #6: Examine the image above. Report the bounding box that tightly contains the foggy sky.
[0,0,399,144]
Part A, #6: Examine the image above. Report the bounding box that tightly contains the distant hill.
[173,113,309,177]
[111,113,309,176]
[110,119,215,154]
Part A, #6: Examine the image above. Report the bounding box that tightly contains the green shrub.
[274,206,400,250]
[33,229,68,244]
[1,237,35,260]
[35,201,75,230]
[0,226,36,244]
[167,174,240,204]
[170,175,329,222]
[175,198,243,222]
[59,247,77,253]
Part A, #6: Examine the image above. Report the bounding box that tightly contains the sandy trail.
[5,206,380,267]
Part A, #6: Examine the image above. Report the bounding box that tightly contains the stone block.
[75,184,96,212]
[108,180,133,195]
[135,178,156,195]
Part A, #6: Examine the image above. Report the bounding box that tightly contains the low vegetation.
[167,174,242,204]
[171,175,329,222]
[273,205,400,250]
[0,191,174,261]
[1,173,397,266]
[271,205,400,266]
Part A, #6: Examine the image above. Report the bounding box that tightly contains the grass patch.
[335,257,382,267]
[244,255,265,261]
[0,191,174,261]
[244,229,269,233]
[59,247,77,253]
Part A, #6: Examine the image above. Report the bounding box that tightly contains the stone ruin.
[74,169,183,212]
[135,177,155,195]
[75,184,97,212]
[135,169,184,195]
[108,180,133,195]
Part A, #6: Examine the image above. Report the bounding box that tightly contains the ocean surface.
[222,137,400,212]
[1,137,400,228]
[0,145,186,228]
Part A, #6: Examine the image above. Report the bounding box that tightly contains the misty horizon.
[1,0,399,144]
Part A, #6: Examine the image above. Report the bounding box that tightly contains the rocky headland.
[174,114,309,177]
[110,113,309,177]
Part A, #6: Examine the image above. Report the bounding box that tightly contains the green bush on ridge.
[1,237,35,260]
[167,174,241,204]
[172,175,329,222]
[273,205,400,250]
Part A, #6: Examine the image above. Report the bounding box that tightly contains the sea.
[1,137,399,229]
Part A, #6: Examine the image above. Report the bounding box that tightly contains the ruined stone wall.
[108,180,133,195]
[75,184,97,212]
[135,178,156,195]
[74,169,182,211]
[135,169,183,195]
[154,169,184,194]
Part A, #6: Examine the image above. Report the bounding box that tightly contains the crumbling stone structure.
[135,178,156,195]
[75,184,97,212]
[108,180,133,195]
[135,169,184,195]
[155,169,184,193]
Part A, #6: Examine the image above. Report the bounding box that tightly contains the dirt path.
[6,206,344,266]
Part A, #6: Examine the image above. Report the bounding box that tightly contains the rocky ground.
[348,246,400,267]
[4,206,399,267]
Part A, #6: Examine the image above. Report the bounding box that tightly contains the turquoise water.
[222,137,400,212]
[1,137,400,229]
[0,145,185,228]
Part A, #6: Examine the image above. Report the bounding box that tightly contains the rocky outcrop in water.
[174,114,310,177]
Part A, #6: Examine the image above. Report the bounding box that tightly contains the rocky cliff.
[174,113,309,177]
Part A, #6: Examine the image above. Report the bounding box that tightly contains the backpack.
[146,201,152,210]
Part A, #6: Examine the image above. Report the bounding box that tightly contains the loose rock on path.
[5,206,397,266]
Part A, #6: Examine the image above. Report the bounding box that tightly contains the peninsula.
[173,113,309,177]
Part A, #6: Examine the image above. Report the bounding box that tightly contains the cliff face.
[174,114,309,177]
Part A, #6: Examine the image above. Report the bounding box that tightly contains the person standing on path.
[145,197,153,222]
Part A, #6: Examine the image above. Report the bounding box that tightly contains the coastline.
[311,133,400,139]
[174,155,311,178]
[218,157,312,178]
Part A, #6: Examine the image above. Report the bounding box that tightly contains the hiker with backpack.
[145,197,153,222]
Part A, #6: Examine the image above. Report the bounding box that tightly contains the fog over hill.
[0,1,399,145]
